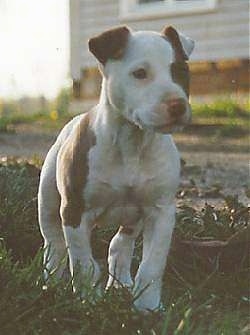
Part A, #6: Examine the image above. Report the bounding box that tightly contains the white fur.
[38,28,194,311]
[102,31,191,130]
[179,32,195,58]
[63,221,100,295]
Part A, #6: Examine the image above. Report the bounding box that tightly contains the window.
[119,0,217,21]
[139,0,164,3]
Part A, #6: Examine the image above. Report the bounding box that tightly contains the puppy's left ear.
[88,26,131,65]
[162,26,195,60]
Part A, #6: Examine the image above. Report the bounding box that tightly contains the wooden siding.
[70,0,249,79]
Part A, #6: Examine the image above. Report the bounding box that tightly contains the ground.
[0,119,249,204]
[0,101,249,334]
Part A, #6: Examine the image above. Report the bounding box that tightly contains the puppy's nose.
[167,98,186,118]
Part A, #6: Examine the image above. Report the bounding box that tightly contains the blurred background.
[0,2,249,333]
[0,0,248,115]
[0,0,69,100]
[0,0,248,173]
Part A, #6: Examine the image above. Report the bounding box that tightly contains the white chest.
[84,134,180,214]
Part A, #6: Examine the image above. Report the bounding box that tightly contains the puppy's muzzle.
[153,98,189,133]
[167,98,186,121]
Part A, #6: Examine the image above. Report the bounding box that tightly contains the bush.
[55,88,72,116]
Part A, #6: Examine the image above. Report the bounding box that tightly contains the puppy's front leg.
[106,223,142,289]
[134,204,176,311]
[62,217,100,296]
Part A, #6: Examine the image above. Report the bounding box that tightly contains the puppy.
[38,25,194,311]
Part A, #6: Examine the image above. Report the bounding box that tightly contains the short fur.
[38,25,194,311]
[88,26,130,64]
[57,112,96,228]
[162,26,188,61]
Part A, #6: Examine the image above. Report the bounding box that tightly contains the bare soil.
[0,131,55,159]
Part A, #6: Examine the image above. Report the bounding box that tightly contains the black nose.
[167,98,186,118]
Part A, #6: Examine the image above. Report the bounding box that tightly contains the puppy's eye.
[132,68,147,80]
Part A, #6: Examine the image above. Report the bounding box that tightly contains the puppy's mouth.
[153,100,191,133]
[153,121,185,134]
[134,99,191,133]
[139,113,191,133]
[136,119,186,134]
[131,101,191,133]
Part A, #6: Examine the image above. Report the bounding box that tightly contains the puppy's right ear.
[162,26,194,60]
[88,26,130,65]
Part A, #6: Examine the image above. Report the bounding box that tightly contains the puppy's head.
[89,25,195,133]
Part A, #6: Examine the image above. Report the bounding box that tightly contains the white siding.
[70,0,82,79]
[70,0,249,79]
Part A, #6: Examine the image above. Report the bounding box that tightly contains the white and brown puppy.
[38,25,194,311]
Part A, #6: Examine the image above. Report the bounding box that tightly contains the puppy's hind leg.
[38,148,67,281]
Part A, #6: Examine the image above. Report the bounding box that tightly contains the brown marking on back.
[58,112,96,228]
[162,26,188,61]
[88,26,130,65]
[119,225,134,236]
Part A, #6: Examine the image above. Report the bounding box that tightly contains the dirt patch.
[178,152,249,208]
[0,131,56,159]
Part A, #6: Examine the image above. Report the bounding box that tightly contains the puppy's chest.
[84,140,179,209]
[92,149,144,186]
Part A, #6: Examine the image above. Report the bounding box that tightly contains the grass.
[0,160,249,334]
[0,111,72,133]
[1,246,248,335]
[190,99,250,139]
[191,99,250,119]
[0,87,72,132]
[0,99,249,134]
[0,112,40,132]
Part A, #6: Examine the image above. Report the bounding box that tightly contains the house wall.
[69,0,249,105]
[70,0,249,80]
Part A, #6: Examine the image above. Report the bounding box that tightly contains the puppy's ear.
[88,26,130,65]
[162,26,194,60]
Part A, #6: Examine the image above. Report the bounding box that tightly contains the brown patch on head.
[57,112,96,228]
[162,26,188,61]
[162,26,190,97]
[171,61,190,97]
[88,26,130,65]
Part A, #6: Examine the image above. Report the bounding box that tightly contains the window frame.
[119,0,218,21]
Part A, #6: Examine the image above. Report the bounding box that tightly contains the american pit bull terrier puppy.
[38,25,194,311]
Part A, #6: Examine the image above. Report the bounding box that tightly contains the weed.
[0,161,249,334]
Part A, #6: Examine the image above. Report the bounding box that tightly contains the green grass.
[1,244,248,335]
[0,238,249,335]
[0,111,72,133]
[190,99,250,138]
[0,161,249,334]
[192,99,250,119]
[0,99,249,135]
[0,112,38,132]
[0,87,72,132]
